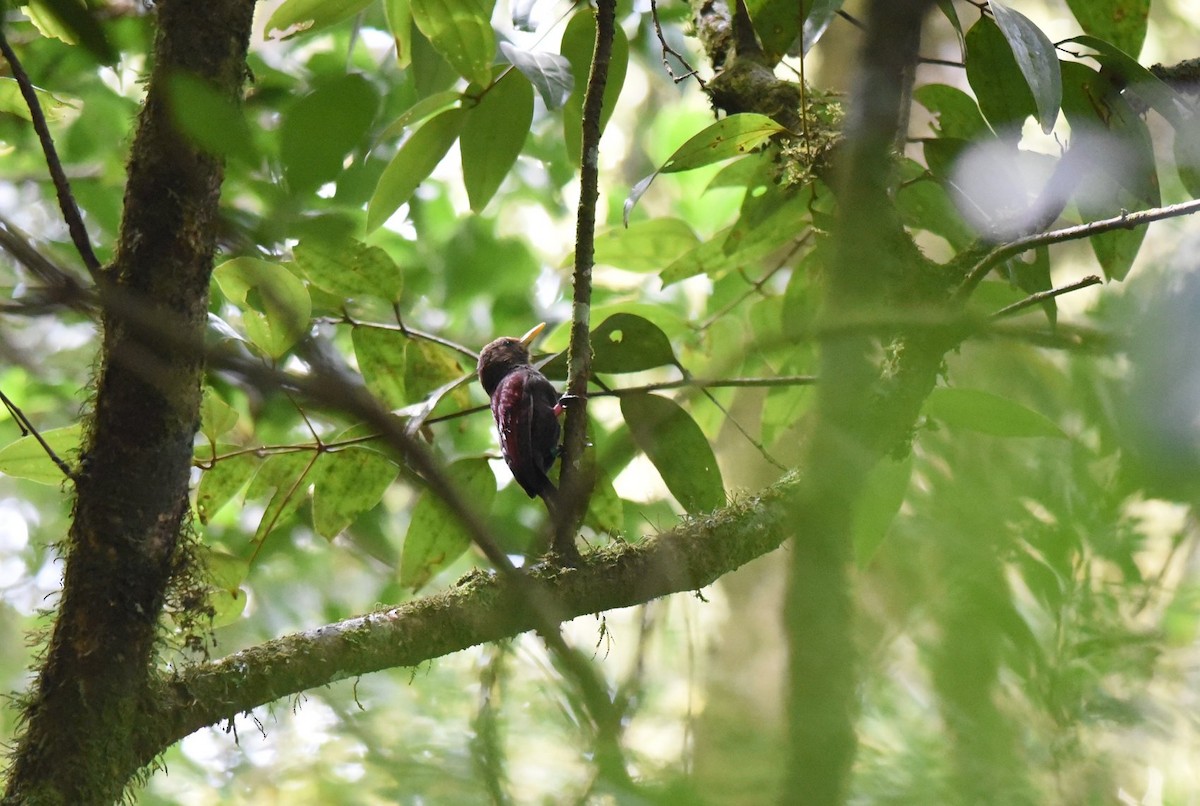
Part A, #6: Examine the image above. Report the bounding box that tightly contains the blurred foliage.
[0,0,1199,802]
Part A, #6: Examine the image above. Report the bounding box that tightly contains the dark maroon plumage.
[477,325,561,501]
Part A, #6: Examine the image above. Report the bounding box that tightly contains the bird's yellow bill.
[519,322,546,347]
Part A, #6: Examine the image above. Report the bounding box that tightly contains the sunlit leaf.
[27,0,117,64]
[924,388,1066,439]
[310,448,399,539]
[294,238,403,302]
[246,452,318,546]
[410,0,495,87]
[367,107,467,232]
[380,91,463,140]
[591,218,700,272]
[0,78,76,123]
[400,457,496,590]
[385,0,414,69]
[541,313,678,379]
[461,70,533,212]
[913,84,990,140]
[0,423,80,485]
[624,114,785,223]
[621,393,724,514]
[264,0,374,39]
[213,258,312,359]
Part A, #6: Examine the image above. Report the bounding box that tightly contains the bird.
[476,322,563,507]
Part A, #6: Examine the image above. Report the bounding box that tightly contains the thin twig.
[0,387,75,480]
[0,26,101,276]
[649,0,703,85]
[990,275,1102,320]
[955,198,1200,302]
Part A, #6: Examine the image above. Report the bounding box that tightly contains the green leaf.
[214,258,312,358]
[624,114,785,223]
[406,340,468,403]
[167,73,257,165]
[26,0,117,64]
[592,218,700,272]
[988,0,1061,134]
[584,469,623,536]
[621,393,725,514]
[380,91,463,140]
[745,0,803,64]
[246,452,318,545]
[935,0,966,60]
[310,448,399,539]
[385,0,414,69]
[1174,114,1200,200]
[410,0,495,87]
[853,456,912,567]
[1065,0,1149,58]
[352,327,408,408]
[293,238,403,302]
[201,548,250,627]
[264,0,375,39]
[924,388,1065,439]
[965,17,1035,135]
[281,74,379,192]
[562,7,628,166]
[499,42,574,109]
[913,84,990,140]
[400,457,496,590]
[367,107,467,232]
[197,453,260,524]
[461,70,534,212]
[541,313,678,379]
[0,423,80,485]
[0,78,76,123]
[1061,35,1188,129]
[1005,246,1055,325]
[199,388,239,443]
[800,0,843,57]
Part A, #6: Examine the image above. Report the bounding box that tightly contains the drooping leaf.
[310,447,399,539]
[0,423,80,485]
[800,0,844,57]
[410,0,495,87]
[352,327,408,408]
[294,238,403,302]
[264,0,375,39]
[461,69,534,212]
[1062,35,1189,128]
[280,74,379,192]
[621,392,725,514]
[213,258,312,358]
[367,107,467,232]
[744,0,802,63]
[988,0,1061,133]
[924,388,1066,439]
[965,16,1037,135]
[1064,0,1149,58]
[561,7,627,166]
[499,41,574,109]
[400,457,496,590]
[935,0,966,60]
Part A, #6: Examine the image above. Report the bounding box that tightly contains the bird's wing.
[494,370,543,498]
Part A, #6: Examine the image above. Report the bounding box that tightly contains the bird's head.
[477,322,546,396]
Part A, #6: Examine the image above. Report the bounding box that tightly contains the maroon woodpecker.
[477,322,563,505]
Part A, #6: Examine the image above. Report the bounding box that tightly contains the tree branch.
[147,470,799,764]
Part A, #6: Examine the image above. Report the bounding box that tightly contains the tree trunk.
[3,1,255,801]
